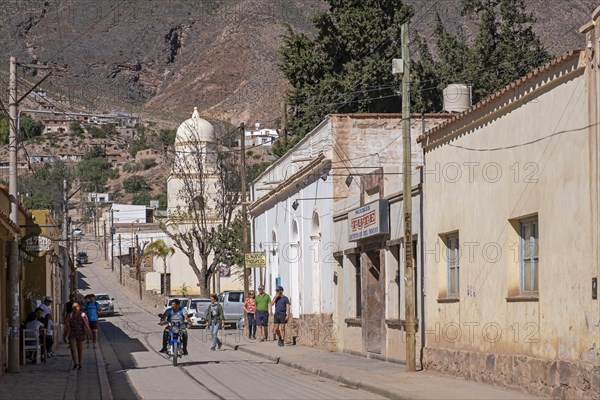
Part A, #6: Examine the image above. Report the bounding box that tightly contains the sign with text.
[348,199,390,242]
[244,252,266,268]
[21,234,53,257]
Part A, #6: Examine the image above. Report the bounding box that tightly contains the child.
[46,314,55,357]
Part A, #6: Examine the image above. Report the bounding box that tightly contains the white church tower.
[165,107,241,295]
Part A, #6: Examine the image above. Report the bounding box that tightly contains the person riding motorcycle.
[159,299,191,355]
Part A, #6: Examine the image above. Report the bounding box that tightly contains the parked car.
[218,290,245,327]
[76,251,88,264]
[188,298,211,328]
[95,293,114,316]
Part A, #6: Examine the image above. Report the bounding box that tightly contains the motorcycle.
[158,314,187,366]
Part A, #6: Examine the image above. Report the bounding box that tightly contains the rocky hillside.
[0,0,596,128]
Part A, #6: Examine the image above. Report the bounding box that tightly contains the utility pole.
[62,180,69,311]
[103,221,107,260]
[7,56,20,373]
[118,234,122,285]
[240,123,249,300]
[401,22,416,372]
[136,234,142,300]
[71,228,76,292]
[110,209,115,272]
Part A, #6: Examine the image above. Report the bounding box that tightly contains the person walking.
[270,286,291,347]
[205,294,225,351]
[83,294,101,345]
[63,293,76,321]
[63,302,93,370]
[243,290,257,340]
[255,285,271,342]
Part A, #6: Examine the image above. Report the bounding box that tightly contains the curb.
[65,364,77,400]
[226,343,418,400]
[96,331,113,400]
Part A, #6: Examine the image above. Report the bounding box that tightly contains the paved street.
[0,238,545,400]
[80,243,384,400]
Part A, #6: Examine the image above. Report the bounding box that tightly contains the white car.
[95,293,114,316]
[188,298,211,328]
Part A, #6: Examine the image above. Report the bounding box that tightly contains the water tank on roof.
[443,84,472,113]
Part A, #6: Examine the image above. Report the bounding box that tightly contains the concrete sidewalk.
[223,333,545,400]
[0,336,112,400]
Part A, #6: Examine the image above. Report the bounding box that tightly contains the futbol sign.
[348,200,389,242]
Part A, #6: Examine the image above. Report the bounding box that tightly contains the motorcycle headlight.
[171,326,180,334]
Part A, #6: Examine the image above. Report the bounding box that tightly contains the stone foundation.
[292,313,338,352]
[424,347,600,399]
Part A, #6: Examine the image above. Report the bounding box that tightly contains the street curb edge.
[226,343,420,400]
[96,330,113,400]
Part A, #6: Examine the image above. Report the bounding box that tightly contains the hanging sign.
[21,234,53,257]
[244,252,266,268]
[348,199,390,242]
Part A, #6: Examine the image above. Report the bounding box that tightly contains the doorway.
[364,250,384,354]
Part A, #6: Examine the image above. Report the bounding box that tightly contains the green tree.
[102,123,117,136]
[132,190,152,206]
[142,239,175,295]
[87,125,106,138]
[20,160,72,211]
[77,147,115,192]
[69,121,84,136]
[128,133,149,157]
[123,175,149,193]
[412,1,550,111]
[276,0,413,156]
[159,129,177,147]
[212,215,247,285]
[462,0,550,102]
[19,114,44,140]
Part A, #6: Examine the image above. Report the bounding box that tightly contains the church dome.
[175,107,216,146]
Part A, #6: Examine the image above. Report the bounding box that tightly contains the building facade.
[418,12,600,399]
[251,114,450,357]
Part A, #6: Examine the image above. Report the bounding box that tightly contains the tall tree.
[77,147,115,192]
[412,13,474,112]
[465,0,550,102]
[143,239,175,296]
[413,1,549,110]
[20,160,72,211]
[276,0,413,156]
[19,114,44,140]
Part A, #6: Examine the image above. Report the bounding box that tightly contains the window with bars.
[446,233,460,297]
[520,217,539,295]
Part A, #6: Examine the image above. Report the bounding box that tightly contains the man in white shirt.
[40,296,53,320]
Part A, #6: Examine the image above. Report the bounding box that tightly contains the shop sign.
[348,199,389,241]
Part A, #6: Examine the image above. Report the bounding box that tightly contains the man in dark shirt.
[270,286,290,347]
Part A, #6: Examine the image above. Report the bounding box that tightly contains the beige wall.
[422,56,598,363]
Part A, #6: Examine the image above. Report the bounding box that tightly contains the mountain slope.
[0,0,596,127]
